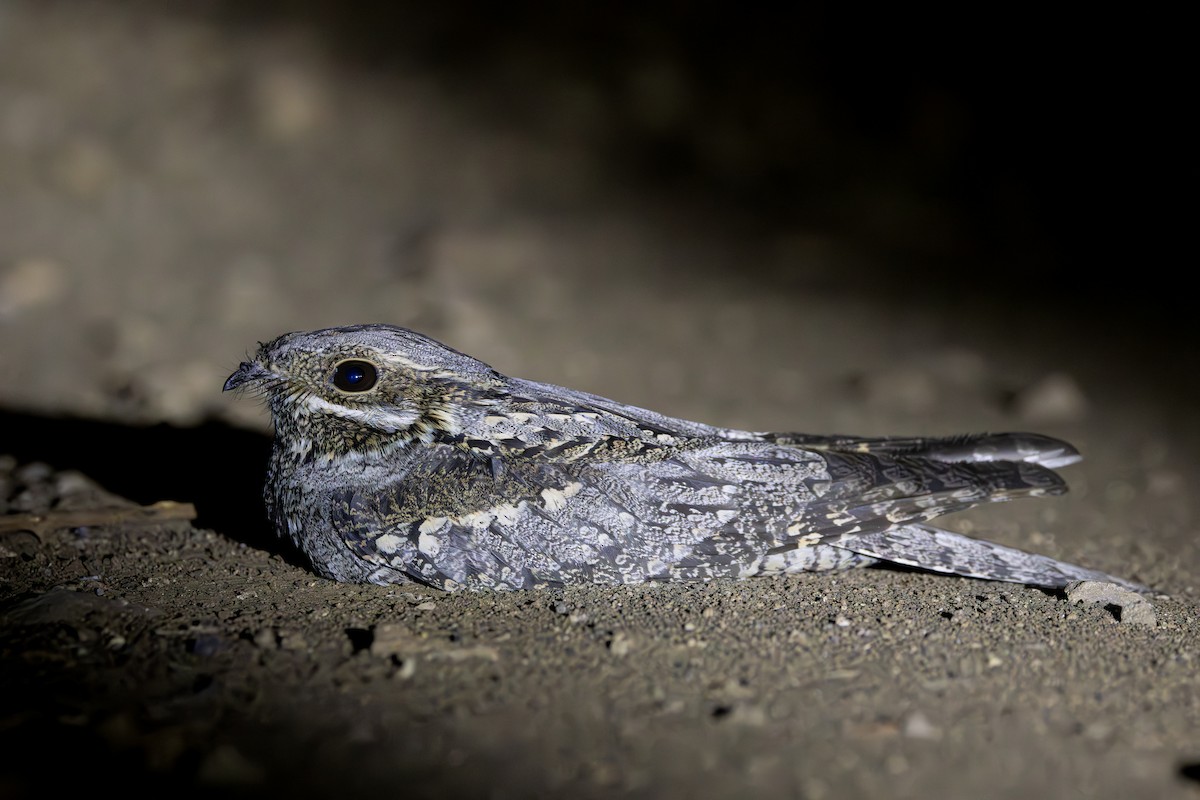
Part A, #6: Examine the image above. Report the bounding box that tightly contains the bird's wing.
[500,378,731,439]
[821,522,1148,591]
[501,379,1082,469]
[326,439,687,590]
[670,441,1070,544]
[326,433,1072,590]
[752,431,1081,469]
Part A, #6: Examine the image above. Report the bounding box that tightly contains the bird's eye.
[332,360,378,393]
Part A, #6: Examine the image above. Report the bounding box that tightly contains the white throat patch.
[301,394,420,433]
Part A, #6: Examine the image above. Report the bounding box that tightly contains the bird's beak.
[223,361,273,392]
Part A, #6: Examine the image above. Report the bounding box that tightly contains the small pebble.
[1065,580,1156,626]
[370,623,419,659]
[1012,373,1088,423]
[196,745,266,786]
[859,368,937,414]
[252,628,278,649]
[903,711,942,740]
[14,462,54,484]
[609,631,636,657]
[278,631,308,651]
[0,257,68,316]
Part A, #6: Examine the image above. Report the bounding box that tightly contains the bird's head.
[224,324,503,461]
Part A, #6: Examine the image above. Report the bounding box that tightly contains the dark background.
[204,2,1187,304]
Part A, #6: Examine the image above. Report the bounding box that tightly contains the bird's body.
[225,324,1143,592]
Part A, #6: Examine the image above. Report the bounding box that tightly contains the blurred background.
[0,1,1192,487]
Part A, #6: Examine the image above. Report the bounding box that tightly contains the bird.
[224,324,1145,593]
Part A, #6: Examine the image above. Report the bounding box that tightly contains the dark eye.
[332,360,378,392]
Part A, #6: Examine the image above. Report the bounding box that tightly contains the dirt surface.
[2,3,1197,799]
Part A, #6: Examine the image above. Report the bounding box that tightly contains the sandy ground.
[2,3,1197,798]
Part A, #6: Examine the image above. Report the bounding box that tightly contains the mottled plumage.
[224,324,1144,593]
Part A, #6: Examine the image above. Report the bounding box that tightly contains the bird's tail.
[826,523,1148,592]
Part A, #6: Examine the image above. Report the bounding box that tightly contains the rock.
[14,461,54,484]
[0,257,67,316]
[433,645,499,663]
[1011,373,1088,423]
[1114,601,1158,626]
[254,65,327,140]
[186,633,226,657]
[1065,580,1157,626]
[196,745,267,786]
[903,711,942,740]
[369,623,421,659]
[278,630,309,651]
[51,139,118,197]
[609,630,636,657]
[859,367,937,414]
[1147,469,1183,497]
[251,628,278,649]
[921,347,988,389]
[370,623,497,664]
[726,703,768,726]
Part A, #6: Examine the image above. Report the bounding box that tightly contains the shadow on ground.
[1,411,277,553]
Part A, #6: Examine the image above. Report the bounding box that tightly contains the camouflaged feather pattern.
[224,324,1145,593]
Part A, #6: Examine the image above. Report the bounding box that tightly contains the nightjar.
[224,324,1144,592]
